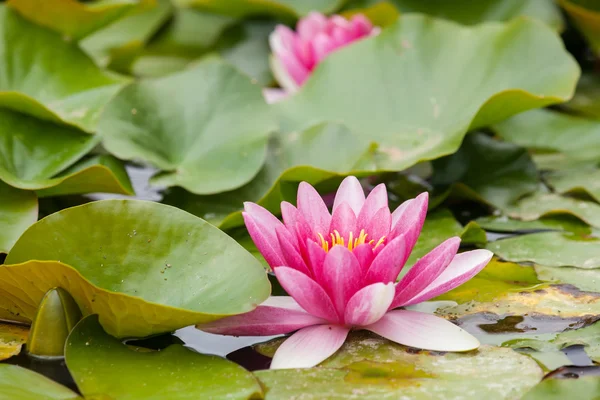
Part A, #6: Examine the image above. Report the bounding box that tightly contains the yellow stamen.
[316,229,386,252]
[348,231,354,250]
[373,236,386,249]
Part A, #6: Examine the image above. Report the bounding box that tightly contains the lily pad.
[175,0,344,19]
[0,365,81,400]
[275,15,577,178]
[476,215,591,235]
[0,6,128,131]
[535,265,600,293]
[255,332,542,400]
[65,315,263,400]
[505,193,600,228]
[563,73,600,119]
[0,322,28,361]
[99,58,275,194]
[0,182,37,254]
[7,0,140,40]
[522,376,600,400]
[2,200,270,337]
[546,168,600,203]
[487,232,600,268]
[560,0,600,55]
[432,133,538,208]
[492,109,600,163]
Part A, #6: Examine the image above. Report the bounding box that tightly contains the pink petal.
[332,176,365,215]
[357,184,388,230]
[312,32,336,63]
[297,182,331,239]
[313,246,363,317]
[331,25,354,47]
[262,88,288,104]
[278,50,310,86]
[389,192,428,250]
[364,206,391,242]
[276,226,312,276]
[364,234,409,284]
[270,324,350,369]
[269,25,296,54]
[306,239,326,273]
[243,203,286,268]
[297,12,328,40]
[270,55,299,93]
[350,14,374,37]
[403,249,493,306]
[365,310,479,352]
[197,297,325,336]
[275,267,339,323]
[352,243,374,273]
[392,237,460,308]
[293,39,315,70]
[281,201,313,251]
[344,283,394,326]
[329,202,357,238]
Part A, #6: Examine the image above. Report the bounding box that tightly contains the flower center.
[317,229,385,252]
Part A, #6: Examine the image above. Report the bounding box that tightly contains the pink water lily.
[198,177,492,369]
[264,12,380,103]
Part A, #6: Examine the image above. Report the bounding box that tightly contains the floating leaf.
[0,322,28,361]
[80,0,173,70]
[560,0,600,55]
[0,182,37,254]
[7,0,141,40]
[535,265,600,293]
[432,133,538,208]
[0,365,81,400]
[99,58,275,195]
[255,332,542,400]
[505,193,600,228]
[175,0,344,19]
[476,215,591,235]
[2,200,270,337]
[487,232,600,268]
[563,73,600,119]
[65,315,263,400]
[492,109,600,163]
[0,7,128,131]
[522,376,600,400]
[546,167,600,203]
[26,288,82,358]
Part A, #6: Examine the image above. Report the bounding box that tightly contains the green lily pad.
[388,0,563,29]
[0,365,81,400]
[0,322,29,361]
[0,6,128,131]
[255,332,542,400]
[80,0,173,70]
[0,182,37,254]
[545,167,600,203]
[175,0,344,19]
[505,193,600,228]
[492,109,600,163]
[535,265,600,293]
[476,214,592,235]
[487,232,600,268]
[2,200,270,337]
[7,0,140,40]
[99,58,275,195]
[522,376,600,400]
[432,133,538,208]
[563,73,600,119]
[506,320,600,362]
[65,315,263,400]
[560,0,600,55]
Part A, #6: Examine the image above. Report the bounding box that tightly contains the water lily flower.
[264,12,380,103]
[198,177,493,369]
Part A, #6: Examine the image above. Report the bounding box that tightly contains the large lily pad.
[505,193,600,228]
[487,232,600,268]
[545,167,600,203]
[0,182,37,254]
[492,109,600,163]
[2,200,270,337]
[175,0,344,19]
[522,376,600,400]
[65,315,263,400]
[535,265,600,293]
[255,332,542,400]
[7,0,140,40]
[560,0,600,55]
[275,15,578,168]
[432,133,538,208]
[476,214,591,235]
[99,58,276,194]
[0,6,128,131]
[0,365,81,400]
